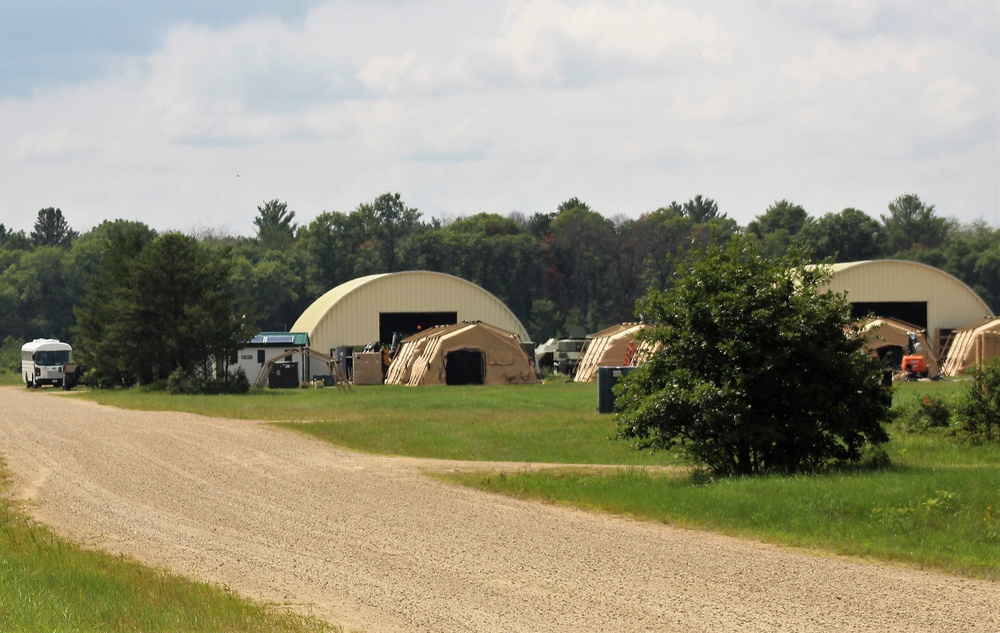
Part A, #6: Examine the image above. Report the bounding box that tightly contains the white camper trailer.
[21,338,73,388]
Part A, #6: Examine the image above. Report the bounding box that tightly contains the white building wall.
[234,347,312,384]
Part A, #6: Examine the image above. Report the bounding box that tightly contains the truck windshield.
[35,350,71,365]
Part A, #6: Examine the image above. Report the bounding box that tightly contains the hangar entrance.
[380,311,457,344]
[851,302,927,331]
[445,349,486,385]
[873,346,905,370]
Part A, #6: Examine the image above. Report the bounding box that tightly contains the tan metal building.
[940,317,1000,375]
[821,260,992,354]
[291,271,531,356]
[573,323,652,383]
[385,321,539,386]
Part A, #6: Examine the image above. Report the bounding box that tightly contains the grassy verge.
[0,465,333,633]
[81,382,678,466]
[435,380,999,579]
[0,372,21,387]
[74,377,1000,578]
[440,464,998,579]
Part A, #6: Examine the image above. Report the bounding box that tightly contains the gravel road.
[1,386,997,632]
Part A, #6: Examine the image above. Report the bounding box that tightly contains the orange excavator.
[901,332,928,378]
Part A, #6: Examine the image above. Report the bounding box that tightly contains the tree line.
[1,192,998,380]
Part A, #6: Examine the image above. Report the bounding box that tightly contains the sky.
[1,0,998,237]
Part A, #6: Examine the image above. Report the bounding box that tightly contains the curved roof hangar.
[822,260,992,351]
[291,271,531,355]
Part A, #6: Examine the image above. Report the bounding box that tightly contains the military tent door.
[446,348,486,385]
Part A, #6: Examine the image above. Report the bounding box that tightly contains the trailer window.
[34,350,71,365]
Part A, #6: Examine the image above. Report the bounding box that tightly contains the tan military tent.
[385,321,539,386]
[941,317,1000,376]
[859,317,940,376]
[574,323,652,382]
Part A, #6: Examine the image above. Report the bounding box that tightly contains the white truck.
[21,338,74,389]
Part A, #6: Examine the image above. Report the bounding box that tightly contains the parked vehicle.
[21,339,73,389]
[553,338,587,376]
[902,331,929,378]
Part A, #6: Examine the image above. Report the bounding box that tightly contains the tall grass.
[82,382,678,466]
[443,465,998,579]
[436,380,1000,579]
[0,467,333,633]
[71,378,1000,578]
[0,372,21,387]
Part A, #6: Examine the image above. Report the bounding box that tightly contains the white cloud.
[15,128,93,161]
[923,77,983,136]
[358,52,417,94]
[496,0,736,84]
[765,0,886,35]
[0,0,997,235]
[783,35,931,87]
[139,16,374,143]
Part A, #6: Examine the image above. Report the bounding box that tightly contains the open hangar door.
[851,301,927,331]
[851,303,928,371]
[380,311,457,343]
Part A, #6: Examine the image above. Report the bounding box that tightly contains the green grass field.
[0,372,21,387]
[83,381,678,466]
[0,465,333,632]
[433,379,999,579]
[77,377,999,580]
[443,462,998,578]
[4,376,996,630]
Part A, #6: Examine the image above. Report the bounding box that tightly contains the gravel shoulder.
[1,386,996,632]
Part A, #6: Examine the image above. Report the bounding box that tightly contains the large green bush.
[615,236,891,476]
[0,336,22,373]
[956,359,1000,443]
[897,393,953,433]
[167,366,250,395]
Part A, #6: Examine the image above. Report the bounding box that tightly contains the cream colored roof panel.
[291,271,531,354]
[820,260,992,351]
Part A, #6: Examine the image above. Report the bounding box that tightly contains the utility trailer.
[253,346,351,391]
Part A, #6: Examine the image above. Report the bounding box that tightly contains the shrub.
[898,394,952,433]
[0,336,22,373]
[167,366,250,395]
[166,367,198,395]
[615,235,891,476]
[216,366,250,394]
[955,359,1000,444]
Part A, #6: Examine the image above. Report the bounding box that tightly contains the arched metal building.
[291,271,531,356]
[822,260,992,353]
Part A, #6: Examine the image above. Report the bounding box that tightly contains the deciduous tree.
[799,208,884,262]
[1,224,30,250]
[615,235,890,476]
[549,200,616,332]
[881,193,950,254]
[358,192,422,272]
[747,200,810,259]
